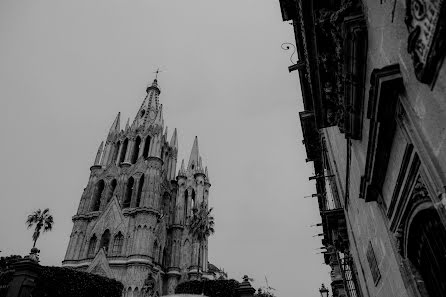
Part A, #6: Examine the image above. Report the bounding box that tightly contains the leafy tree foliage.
[189,201,215,277]
[26,208,54,248]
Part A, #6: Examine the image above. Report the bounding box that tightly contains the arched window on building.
[112,232,124,256]
[184,190,189,220]
[87,235,97,258]
[162,247,167,268]
[123,177,134,208]
[153,240,159,263]
[119,138,129,164]
[131,136,141,164]
[91,180,105,211]
[136,174,144,207]
[112,141,120,164]
[107,179,117,203]
[162,192,170,216]
[191,189,196,213]
[99,229,111,255]
[142,136,151,159]
[407,208,446,296]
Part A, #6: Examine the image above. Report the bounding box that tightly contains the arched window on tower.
[191,189,196,213]
[99,229,111,255]
[162,247,167,268]
[87,235,97,258]
[119,138,128,164]
[143,136,151,159]
[131,136,141,164]
[91,180,105,211]
[153,240,159,263]
[184,190,189,221]
[123,177,134,208]
[162,192,170,216]
[112,232,124,256]
[107,179,117,203]
[112,141,120,164]
[136,174,144,207]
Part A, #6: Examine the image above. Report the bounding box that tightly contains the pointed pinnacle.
[188,136,200,169]
[125,118,130,131]
[205,166,211,184]
[94,141,104,165]
[170,128,178,149]
[179,159,186,176]
[154,104,164,126]
[108,112,121,135]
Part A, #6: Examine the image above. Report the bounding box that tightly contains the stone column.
[237,275,255,297]
[6,258,40,297]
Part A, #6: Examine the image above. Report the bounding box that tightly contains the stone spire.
[205,166,210,184]
[170,128,178,149]
[132,77,161,129]
[153,104,164,128]
[178,159,186,176]
[125,118,130,131]
[107,112,120,137]
[94,141,104,165]
[187,136,200,170]
[164,126,168,140]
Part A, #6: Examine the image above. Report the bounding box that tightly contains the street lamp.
[319,283,329,297]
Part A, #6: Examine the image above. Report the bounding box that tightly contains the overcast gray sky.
[0,1,330,296]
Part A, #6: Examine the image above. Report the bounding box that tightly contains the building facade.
[278,1,446,297]
[62,79,213,296]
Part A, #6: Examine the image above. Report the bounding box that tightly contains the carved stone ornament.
[405,0,446,85]
[142,271,156,297]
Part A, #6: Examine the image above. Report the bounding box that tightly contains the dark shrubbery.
[0,255,23,272]
[175,279,240,297]
[32,266,123,297]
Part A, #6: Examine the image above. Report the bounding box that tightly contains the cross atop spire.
[154,68,162,80]
[146,70,161,94]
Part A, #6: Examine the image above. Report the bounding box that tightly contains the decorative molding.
[342,14,368,140]
[405,0,446,85]
[360,64,403,202]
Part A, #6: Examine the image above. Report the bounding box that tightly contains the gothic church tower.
[62,79,212,296]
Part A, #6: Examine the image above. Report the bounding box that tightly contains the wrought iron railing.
[339,253,362,297]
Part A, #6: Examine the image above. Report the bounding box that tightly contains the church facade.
[62,79,212,296]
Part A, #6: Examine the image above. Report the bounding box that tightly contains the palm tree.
[26,208,54,248]
[189,201,215,279]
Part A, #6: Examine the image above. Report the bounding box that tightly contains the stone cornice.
[62,255,155,268]
[72,211,100,222]
[168,224,184,230]
[123,207,161,218]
